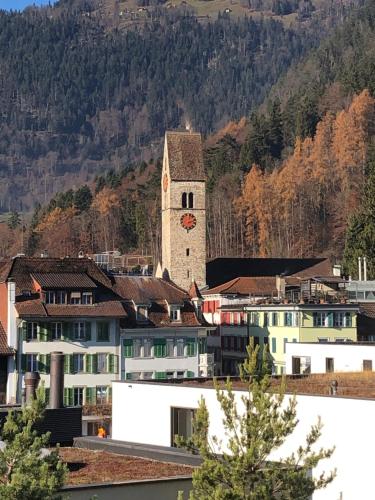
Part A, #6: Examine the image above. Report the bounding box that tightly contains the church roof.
[165,131,205,181]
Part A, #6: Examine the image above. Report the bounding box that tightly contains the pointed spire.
[188,280,202,299]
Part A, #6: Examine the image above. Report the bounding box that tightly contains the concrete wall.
[63,476,192,500]
[286,342,375,374]
[112,381,375,500]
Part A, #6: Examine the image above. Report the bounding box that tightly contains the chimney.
[358,257,362,281]
[24,372,40,405]
[364,257,368,281]
[49,352,64,409]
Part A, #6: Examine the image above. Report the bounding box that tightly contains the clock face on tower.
[180,213,197,231]
[163,173,169,192]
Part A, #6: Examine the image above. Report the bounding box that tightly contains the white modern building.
[286,341,375,374]
[112,378,375,500]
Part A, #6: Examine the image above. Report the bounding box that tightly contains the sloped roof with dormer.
[165,131,205,181]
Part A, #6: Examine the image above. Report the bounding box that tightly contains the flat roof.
[60,448,193,486]
[116,372,375,400]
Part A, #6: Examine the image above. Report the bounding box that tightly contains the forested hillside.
[0,0,357,211]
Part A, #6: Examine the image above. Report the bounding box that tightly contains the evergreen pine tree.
[176,341,335,500]
[343,147,375,278]
[0,388,66,499]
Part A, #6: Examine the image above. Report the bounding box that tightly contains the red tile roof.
[15,300,126,318]
[203,276,278,296]
[188,280,202,299]
[113,276,188,305]
[31,273,97,289]
[0,321,13,355]
[2,257,112,295]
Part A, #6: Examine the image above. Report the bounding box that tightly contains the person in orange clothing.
[97,425,107,439]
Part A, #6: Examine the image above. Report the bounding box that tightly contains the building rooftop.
[206,258,331,288]
[165,131,205,181]
[118,372,375,400]
[203,276,278,297]
[60,447,193,485]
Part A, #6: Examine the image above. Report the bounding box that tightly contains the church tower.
[161,131,206,291]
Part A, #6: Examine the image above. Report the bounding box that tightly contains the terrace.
[121,372,375,399]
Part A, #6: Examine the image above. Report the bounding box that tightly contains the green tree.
[74,185,93,212]
[0,387,66,499]
[177,341,335,499]
[343,148,375,278]
[7,211,21,230]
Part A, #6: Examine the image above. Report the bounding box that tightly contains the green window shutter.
[155,371,166,380]
[41,323,49,342]
[64,388,68,406]
[22,322,27,342]
[92,353,98,374]
[107,386,112,403]
[64,354,74,374]
[198,338,207,354]
[186,340,196,357]
[46,323,52,341]
[123,339,133,358]
[112,354,118,374]
[85,322,92,341]
[108,354,117,374]
[63,322,72,341]
[187,371,195,378]
[21,354,26,372]
[125,372,132,380]
[154,339,166,358]
[85,354,92,373]
[38,354,46,374]
[45,354,51,374]
[85,387,96,405]
[328,312,333,327]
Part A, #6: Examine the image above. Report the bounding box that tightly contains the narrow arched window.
[188,192,194,209]
[182,192,187,208]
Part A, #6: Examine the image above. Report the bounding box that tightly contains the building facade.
[161,131,206,291]
[0,257,124,406]
[285,341,375,374]
[113,276,214,380]
[220,303,359,375]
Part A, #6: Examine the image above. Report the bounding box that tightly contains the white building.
[112,276,215,380]
[286,341,375,374]
[112,378,375,500]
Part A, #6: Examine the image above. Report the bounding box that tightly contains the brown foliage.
[237,90,375,257]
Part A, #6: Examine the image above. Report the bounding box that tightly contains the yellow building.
[220,304,359,375]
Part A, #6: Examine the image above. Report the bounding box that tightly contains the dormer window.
[82,292,93,305]
[70,292,81,305]
[170,306,181,322]
[45,291,55,304]
[136,306,148,322]
[56,291,66,304]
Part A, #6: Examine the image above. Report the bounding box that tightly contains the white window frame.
[45,291,55,304]
[314,312,328,327]
[74,322,85,340]
[170,307,181,322]
[52,322,62,340]
[166,338,175,357]
[55,291,66,304]
[176,339,184,357]
[73,387,84,407]
[142,338,151,358]
[96,386,108,405]
[26,353,38,372]
[133,339,141,357]
[97,353,107,374]
[136,306,148,322]
[27,322,38,341]
[82,292,93,305]
[73,353,84,373]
